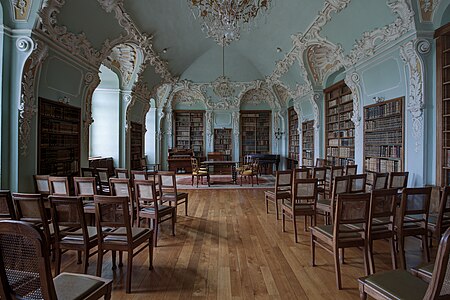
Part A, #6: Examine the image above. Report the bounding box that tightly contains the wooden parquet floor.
[58,189,436,299]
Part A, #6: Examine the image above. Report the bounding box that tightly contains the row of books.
[326,147,354,158]
[365,131,402,144]
[365,157,402,173]
[365,145,402,158]
[365,101,401,120]
[365,117,402,131]
[328,129,354,138]
[328,120,354,131]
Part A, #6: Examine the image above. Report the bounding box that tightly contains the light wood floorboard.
[58,189,436,299]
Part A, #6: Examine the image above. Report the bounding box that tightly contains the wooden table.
[201,161,239,184]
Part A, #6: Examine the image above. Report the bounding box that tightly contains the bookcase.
[240,111,271,157]
[288,107,299,164]
[214,128,232,158]
[324,80,355,166]
[130,122,143,170]
[302,120,315,167]
[38,98,80,176]
[436,23,450,186]
[174,111,205,157]
[363,97,404,173]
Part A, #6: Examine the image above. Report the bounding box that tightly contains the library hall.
[1,0,450,299]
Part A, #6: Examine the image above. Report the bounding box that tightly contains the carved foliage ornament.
[12,0,32,21]
[344,72,362,133]
[232,111,240,138]
[83,72,101,144]
[104,44,138,88]
[19,38,48,156]
[419,0,441,22]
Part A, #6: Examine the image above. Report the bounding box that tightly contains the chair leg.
[399,236,406,269]
[334,247,342,290]
[172,212,176,236]
[275,199,279,220]
[265,195,269,214]
[97,249,104,276]
[282,209,286,232]
[293,213,298,243]
[359,283,368,300]
[311,233,316,266]
[154,219,159,248]
[149,235,154,270]
[368,239,375,275]
[77,250,82,264]
[191,175,194,186]
[82,249,89,274]
[111,250,116,270]
[423,233,430,262]
[119,251,123,267]
[304,216,307,232]
[126,250,133,293]
[55,248,62,276]
[390,236,397,270]
[185,197,188,216]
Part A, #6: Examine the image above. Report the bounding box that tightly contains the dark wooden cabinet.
[324,80,355,166]
[38,98,80,176]
[436,23,450,186]
[130,122,143,170]
[174,111,205,157]
[288,107,299,164]
[302,120,314,167]
[214,128,232,158]
[240,111,271,158]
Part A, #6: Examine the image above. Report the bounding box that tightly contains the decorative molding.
[19,38,48,156]
[311,93,321,133]
[124,93,134,133]
[103,43,138,88]
[344,72,362,138]
[241,87,278,110]
[212,76,235,99]
[400,39,428,152]
[232,111,240,139]
[83,72,101,144]
[293,101,302,135]
[12,0,33,21]
[205,111,213,148]
[307,43,344,85]
[418,0,441,22]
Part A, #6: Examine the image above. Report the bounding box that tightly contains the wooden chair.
[134,180,176,247]
[316,175,349,225]
[281,178,318,242]
[74,177,97,215]
[109,178,134,225]
[115,168,129,179]
[0,220,112,300]
[94,195,153,293]
[131,170,148,181]
[33,174,50,199]
[367,188,398,274]
[367,172,389,191]
[264,170,293,220]
[397,187,432,269]
[411,263,434,282]
[158,171,189,216]
[191,157,210,187]
[0,190,16,220]
[388,171,409,190]
[324,166,345,199]
[81,167,96,177]
[312,167,327,197]
[315,158,327,167]
[294,167,310,179]
[239,159,259,186]
[348,174,367,194]
[96,168,111,195]
[358,227,450,300]
[311,192,371,289]
[428,186,450,247]
[49,195,98,275]
[48,176,70,196]
[345,164,357,176]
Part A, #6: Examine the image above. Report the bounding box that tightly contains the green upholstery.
[54,273,104,300]
[363,270,428,300]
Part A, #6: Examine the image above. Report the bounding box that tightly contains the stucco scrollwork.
[83,72,100,144]
[232,111,240,139]
[400,40,426,152]
[19,40,48,156]
[12,0,32,21]
[16,37,33,52]
[311,93,321,133]
[124,93,134,132]
[104,44,138,88]
[293,101,302,135]
[418,0,441,22]
[344,72,362,137]
[205,111,213,148]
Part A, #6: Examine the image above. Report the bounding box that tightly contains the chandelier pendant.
[188,0,272,46]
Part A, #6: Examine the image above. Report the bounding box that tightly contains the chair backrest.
[424,227,450,298]
[334,193,371,243]
[372,172,389,190]
[81,167,96,177]
[109,178,131,197]
[368,188,398,234]
[158,171,178,195]
[274,170,293,193]
[115,168,129,179]
[326,166,345,192]
[0,220,57,299]
[388,171,409,189]
[48,176,70,196]
[345,164,357,176]
[290,178,318,211]
[49,195,89,244]
[96,168,110,184]
[73,177,97,197]
[11,193,52,246]
[437,186,450,236]
[94,195,132,243]
[348,174,367,193]
[134,180,158,212]
[191,157,200,172]
[312,167,327,182]
[140,157,148,171]
[399,187,432,231]
[243,155,254,165]
[0,191,16,220]
[294,168,310,179]
[131,170,148,181]
[33,174,50,195]
[315,158,327,167]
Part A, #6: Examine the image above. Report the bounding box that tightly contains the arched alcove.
[90,64,120,166]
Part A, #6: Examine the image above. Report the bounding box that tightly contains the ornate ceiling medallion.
[212,75,235,99]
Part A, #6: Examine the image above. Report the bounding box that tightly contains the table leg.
[231,165,237,184]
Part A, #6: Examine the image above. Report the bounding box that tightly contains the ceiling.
[55,0,403,88]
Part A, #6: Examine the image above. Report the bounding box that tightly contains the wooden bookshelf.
[38,98,80,176]
[130,122,143,170]
[363,97,404,174]
[174,111,205,157]
[214,128,232,159]
[240,111,271,157]
[288,107,299,164]
[436,23,450,186]
[302,120,315,167]
[324,80,355,166]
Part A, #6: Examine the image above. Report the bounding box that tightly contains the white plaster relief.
[232,111,240,138]
[418,0,441,22]
[12,0,32,21]
[344,72,362,138]
[104,44,138,88]
[19,38,48,156]
[311,93,321,133]
[83,71,100,144]
[205,111,213,149]
[400,39,430,152]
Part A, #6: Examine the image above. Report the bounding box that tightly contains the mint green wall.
[0,0,43,29]
[145,106,157,165]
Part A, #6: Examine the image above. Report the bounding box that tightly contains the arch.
[167,83,207,110]
[433,0,450,28]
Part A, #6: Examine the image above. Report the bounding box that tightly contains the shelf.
[241,111,271,157]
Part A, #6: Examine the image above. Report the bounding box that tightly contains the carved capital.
[344,72,362,134]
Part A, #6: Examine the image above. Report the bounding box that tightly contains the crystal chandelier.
[188,0,272,46]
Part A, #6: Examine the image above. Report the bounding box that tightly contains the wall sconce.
[274,127,284,140]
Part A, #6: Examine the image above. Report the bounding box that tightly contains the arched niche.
[171,88,207,110]
[239,88,274,110]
